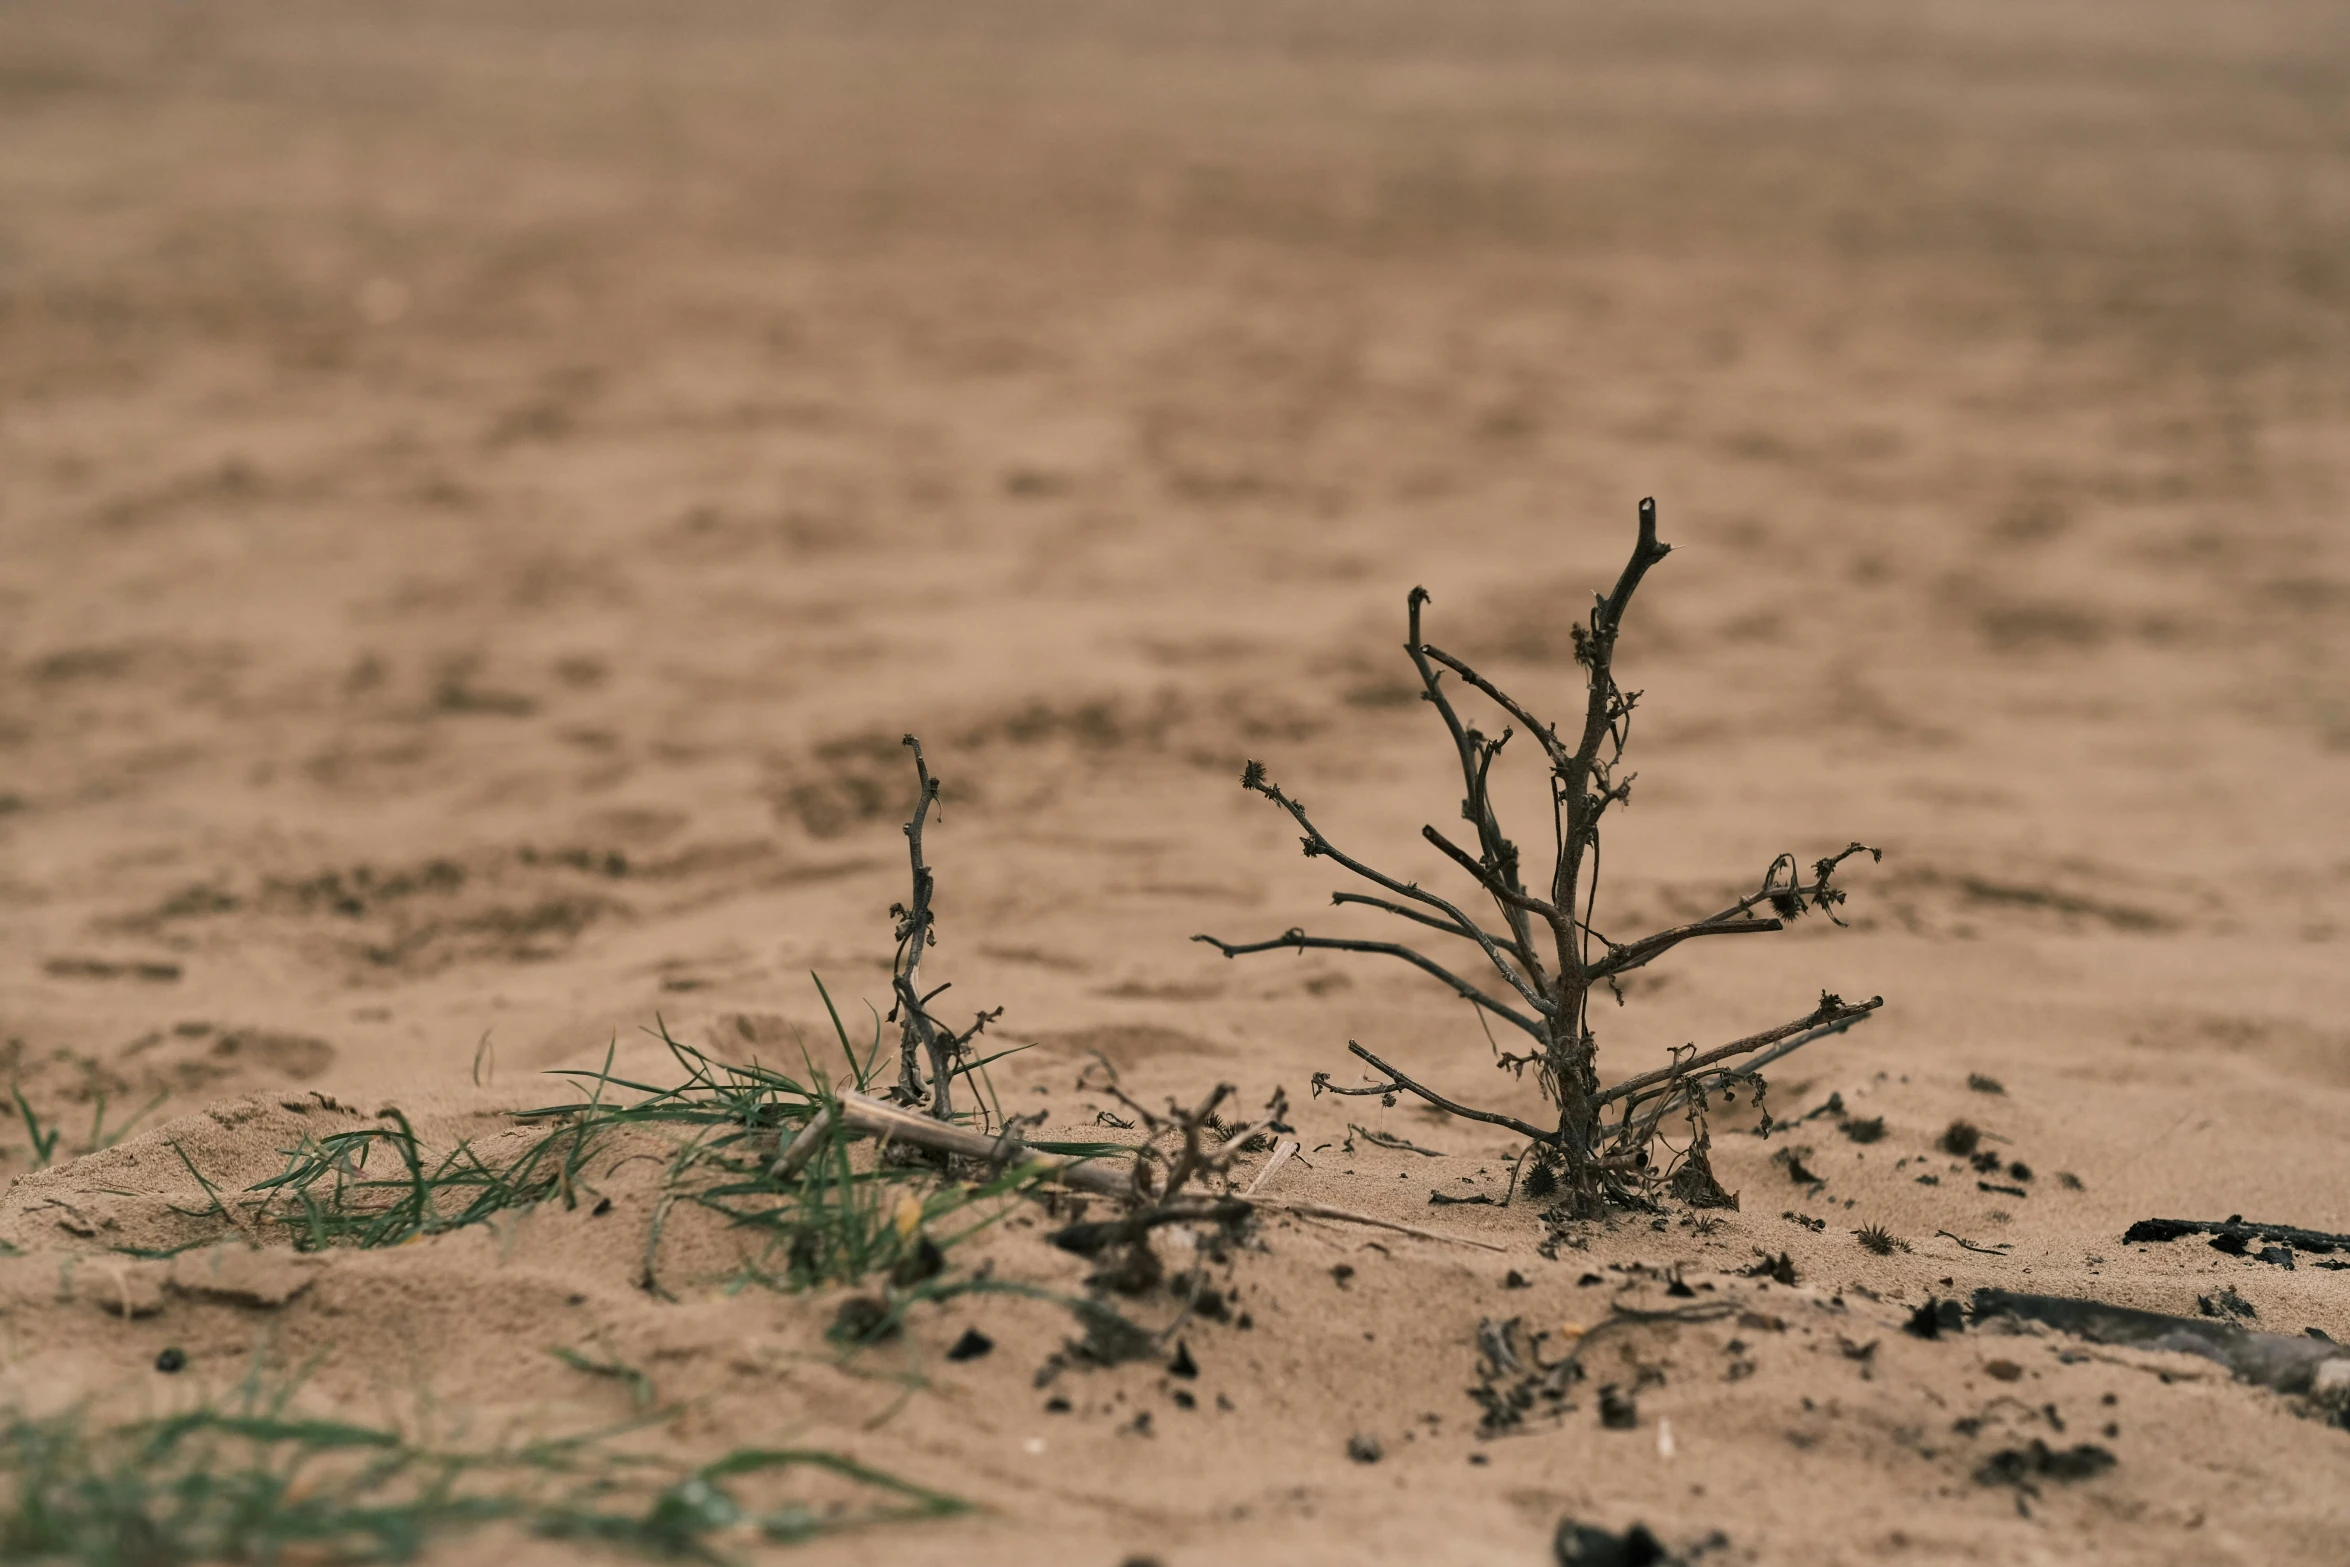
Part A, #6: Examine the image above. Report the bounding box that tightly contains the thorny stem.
[1198,498,1884,1205]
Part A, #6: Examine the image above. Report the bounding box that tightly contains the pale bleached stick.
[1243,1138,1298,1195]
[790,1090,1133,1197]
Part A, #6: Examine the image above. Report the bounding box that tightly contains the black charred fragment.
[1974,1288,2350,1397]
[888,1236,946,1289]
[1554,1518,1676,1567]
[829,1296,899,1345]
[2197,1287,2257,1322]
[1905,1298,1967,1339]
[1774,1148,1822,1185]
[1068,1302,1156,1367]
[2121,1215,2348,1254]
[1088,1241,1165,1297]
[1975,1439,2116,1489]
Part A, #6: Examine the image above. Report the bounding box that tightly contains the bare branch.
[1403,588,1546,970]
[1193,930,1546,1038]
[1598,993,1884,1110]
[1592,843,1882,982]
[1318,1040,1554,1143]
[1418,643,1571,770]
[1329,892,1520,952]
[1235,768,1558,1017]
[1556,499,1674,982]
[1593,496,1673,647]
[1420,825,1567,928]
[1588,913,1783,981]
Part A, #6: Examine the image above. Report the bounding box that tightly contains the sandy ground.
[3,2,2349,1562]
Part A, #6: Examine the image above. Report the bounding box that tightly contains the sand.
[2,2,2348,1562]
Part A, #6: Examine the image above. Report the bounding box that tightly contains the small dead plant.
[883,736,1004,1121]
[1198,499,1882,1212]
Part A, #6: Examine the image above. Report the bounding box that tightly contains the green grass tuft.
[184,974,1121,1304]
[0,1373,965,1566]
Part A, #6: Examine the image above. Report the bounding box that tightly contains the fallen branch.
[820,1090,1131,1198]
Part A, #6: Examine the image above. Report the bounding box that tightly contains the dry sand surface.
[3,2,2349,1562]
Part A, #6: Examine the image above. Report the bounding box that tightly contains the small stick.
[1256,1197,1507,1252]
[1332,1040,1552,1142]
[1936,1228,2011,1256]
[770,1101,836,1180]
[1243,1138,1299,1195]
[828,1091,1131,1198]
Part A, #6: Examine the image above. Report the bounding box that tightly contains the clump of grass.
[187,977,1116,1309]
[0,1369,964,1566]
[1854,1224,1904,1256]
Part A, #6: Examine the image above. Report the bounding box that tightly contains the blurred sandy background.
[3,3,2348,1563]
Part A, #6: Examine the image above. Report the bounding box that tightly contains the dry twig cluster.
[1198,500,1882,1211]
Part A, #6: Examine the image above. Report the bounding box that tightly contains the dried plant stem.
[825,1090,1130,1197]
[884,736,1004,1121]
[1199,498,1884,1206]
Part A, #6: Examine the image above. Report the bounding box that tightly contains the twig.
[1348,1124,1444,1158]
[1243,1139,1298,1195]
[1207,769,1559,1019]
[1196,929,1544,1038]
[827,1091,1130,1198]
[1587,913,1782,980]
[1937,1228,2012,1256]
[1329,892,1521,953]
[1256,1198,1507,1252]
[770,1101,836,1180]
[1599,996,1885,1108]
[1553,1298,1740,1373]
[1320,1041,1552,1142]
